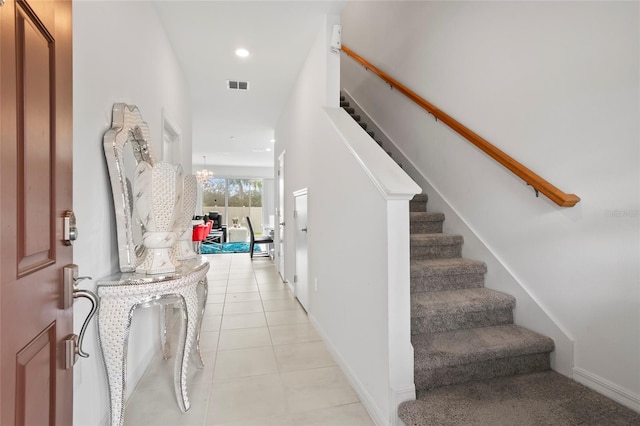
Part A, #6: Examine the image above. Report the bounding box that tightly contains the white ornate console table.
[97,257,209,426]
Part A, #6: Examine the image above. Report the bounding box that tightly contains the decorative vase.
[172,175,198,260]
[134,161,182,274]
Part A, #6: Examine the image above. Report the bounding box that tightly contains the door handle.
[301,227,308,232]
[73,287,98,359]
[63,264,98,368]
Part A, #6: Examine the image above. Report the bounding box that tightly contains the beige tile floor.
[124,254,374,426]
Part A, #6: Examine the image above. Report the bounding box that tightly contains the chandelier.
[196,155,214,185]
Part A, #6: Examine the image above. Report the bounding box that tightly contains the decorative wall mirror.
[103,104,158,272]
[104,104,198,274]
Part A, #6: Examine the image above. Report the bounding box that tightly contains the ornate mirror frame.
[103,104,157,272]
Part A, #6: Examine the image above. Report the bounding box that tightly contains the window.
[202,178,264,234]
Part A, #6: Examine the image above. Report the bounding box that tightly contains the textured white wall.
[73,2,192,424]
[341,0,640,406]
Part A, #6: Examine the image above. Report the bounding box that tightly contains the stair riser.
[410,201,427,212]
[415,353,551,391]
[411,244,462,260]
[411,273,485,293]
[412,308,513,334]
[411,220,444,234]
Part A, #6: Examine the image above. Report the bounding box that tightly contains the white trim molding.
[390,385,416,426]
[573,367,640,413]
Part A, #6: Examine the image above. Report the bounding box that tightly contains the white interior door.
[294,189,309,311]
[277,152,285,279]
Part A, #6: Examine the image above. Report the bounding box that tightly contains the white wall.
[341,0,640,409]
[73,2,192,424]
[275,15,420,425]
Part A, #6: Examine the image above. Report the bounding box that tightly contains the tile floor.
[124,254,374,426]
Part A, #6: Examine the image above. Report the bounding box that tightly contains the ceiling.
[154,1,346,169]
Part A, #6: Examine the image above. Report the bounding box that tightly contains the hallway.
[123,254,374,425]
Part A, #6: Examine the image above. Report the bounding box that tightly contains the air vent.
[227,80,250,91]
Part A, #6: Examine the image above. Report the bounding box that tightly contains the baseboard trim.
[308,314,387,426]
[390,385,416,426]
[573,367,640,413]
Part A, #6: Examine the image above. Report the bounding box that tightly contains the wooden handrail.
[342,45,580,207]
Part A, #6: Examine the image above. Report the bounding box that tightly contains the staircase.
[406,194,554,393]
[340,93,640,425]
[340,92,556,412]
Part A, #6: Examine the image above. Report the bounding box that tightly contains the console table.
[97,256,210,426]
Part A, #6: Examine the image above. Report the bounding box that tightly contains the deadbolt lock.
[63,210,78,245]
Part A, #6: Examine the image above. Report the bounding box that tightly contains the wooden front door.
[1,0,74,424]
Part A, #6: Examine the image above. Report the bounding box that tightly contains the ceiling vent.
[227,80,250,91]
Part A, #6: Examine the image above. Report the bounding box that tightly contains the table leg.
[98,299,134,426]
[160,304,173,359]
[173,285,199,412]
[192,277,208,368]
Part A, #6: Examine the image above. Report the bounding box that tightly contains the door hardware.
[62,210,78,245]
[62,264,98,369]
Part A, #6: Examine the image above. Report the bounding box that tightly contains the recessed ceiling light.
[235,48,250,58]
[269,139,275,143]
[266,148,272,152]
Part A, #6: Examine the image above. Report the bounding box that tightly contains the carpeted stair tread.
[412,288,515,318]
[350,113,361,121]
[411,234,463,260]
[411,258,487,277]
[410,194,429,212]
[411,258,487,292]
[411,288,515,333]
[339,100,349,107]
[399,371,640,426]
[412,324,554,370]
[411,212,445,222]
[411,212,445,234]
[411,234,463,245]
[342,106,355,114]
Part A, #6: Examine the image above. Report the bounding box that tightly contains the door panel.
[16,325,55,426]
[1,1,74,425]
[277,152,285,279]
[294,190,309,311]
[17,2,55,273]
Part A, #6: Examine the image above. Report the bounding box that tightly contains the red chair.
[192,223,208,254]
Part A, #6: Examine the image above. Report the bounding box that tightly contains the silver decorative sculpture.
[173,175,199,260]
[134,161,183,274]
